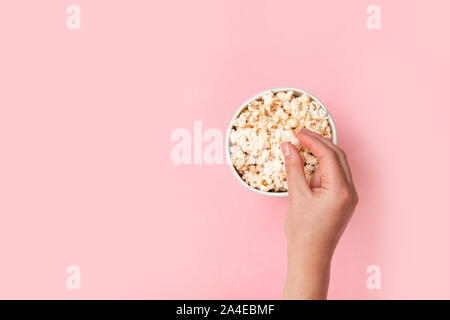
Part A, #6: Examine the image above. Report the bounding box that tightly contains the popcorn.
[229,90,333,192]
[300,93,311,104]
[287,118,299,128]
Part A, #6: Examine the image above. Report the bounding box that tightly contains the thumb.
[281,142,310,197]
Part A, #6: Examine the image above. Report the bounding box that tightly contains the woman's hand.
[281,129,358,299]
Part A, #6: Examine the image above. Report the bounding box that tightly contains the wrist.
[286,239,334,267]
[283,242,333,300]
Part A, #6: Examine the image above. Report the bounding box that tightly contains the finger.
[297,129,346,188]
[301,129,353,185]
[336,149,354,186]
[309,166,322,189]
[281,142,311,196]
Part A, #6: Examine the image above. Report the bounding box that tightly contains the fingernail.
[281,142,291,157]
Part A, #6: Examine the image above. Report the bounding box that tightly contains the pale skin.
[281,129,358,300]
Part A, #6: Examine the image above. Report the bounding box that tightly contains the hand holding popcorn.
[281,129,358,300]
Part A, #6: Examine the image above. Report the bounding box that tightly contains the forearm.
[282,243,333,300]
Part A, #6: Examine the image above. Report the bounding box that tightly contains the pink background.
[1,0,449,299]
